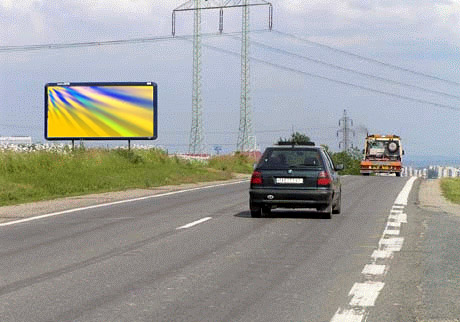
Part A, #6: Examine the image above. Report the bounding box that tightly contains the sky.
[1,0,460,160]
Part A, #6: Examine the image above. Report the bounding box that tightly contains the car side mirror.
[362,149,365,154]
[335,164,344,171]
[402,150,405,155]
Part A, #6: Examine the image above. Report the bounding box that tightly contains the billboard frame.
[44,82,158,141]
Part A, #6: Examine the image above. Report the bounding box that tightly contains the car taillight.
[251,171,263,185]
[317,171,331,186]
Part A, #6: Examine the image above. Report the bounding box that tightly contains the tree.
[331,150,361,175]
[278,131,311,145]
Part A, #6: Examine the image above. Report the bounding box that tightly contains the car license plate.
[275,177,303,184]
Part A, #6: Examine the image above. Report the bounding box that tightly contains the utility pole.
[172,0,272,154]
[337,109,355,152]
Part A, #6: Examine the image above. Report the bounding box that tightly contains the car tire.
[318,205,332,219]
[250,208,261,217]
[262,206,271,216]
[250,201,262,218]
[332,195,341,214]
[395,172,401,177]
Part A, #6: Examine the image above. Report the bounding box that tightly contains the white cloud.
[1,0,163,14]
[435,2,460,28]
[0,1,185,45]
[277,0,460,46]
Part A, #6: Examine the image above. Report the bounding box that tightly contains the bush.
[113,149,144,164]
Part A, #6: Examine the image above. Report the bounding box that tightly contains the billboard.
[45,82,157,140]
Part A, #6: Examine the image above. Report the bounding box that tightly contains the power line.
[0,124,336,134]
[3,27,457,91]
[0,30,268,53]
[272,30,460,87]
[244,37,460,101]
[189,38,460,112]
[0,35,173,53]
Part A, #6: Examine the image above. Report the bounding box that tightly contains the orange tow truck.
[360,134,403,177]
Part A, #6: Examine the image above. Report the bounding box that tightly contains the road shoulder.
[418,178,460,215]
[416,179,460,320]
[0,174,250,224]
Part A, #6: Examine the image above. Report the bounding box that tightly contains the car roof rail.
[276,140,316,146]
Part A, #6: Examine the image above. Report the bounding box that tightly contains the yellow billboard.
[45,82,157,140]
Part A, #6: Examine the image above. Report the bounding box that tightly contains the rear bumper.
[360,161,401,174]
[360,169,401,174]
[249,188,333,208]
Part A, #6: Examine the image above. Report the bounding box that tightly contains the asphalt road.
[0,176,416,322]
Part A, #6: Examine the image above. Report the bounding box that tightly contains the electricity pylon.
[236,0,253,151]
[173,0,272,154]
[188,0,205,154]
[337,109,355,152]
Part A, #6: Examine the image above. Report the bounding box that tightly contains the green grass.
[0,148,253,207]
[440,178,460,204]
[207,152,256,174]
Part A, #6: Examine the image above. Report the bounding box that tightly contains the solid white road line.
[394,177,417,205]
[176,217,212,230]
[0,180,249,228]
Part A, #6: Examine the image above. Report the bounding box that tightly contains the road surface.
[1,176,448,322]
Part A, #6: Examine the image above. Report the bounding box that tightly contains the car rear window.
[257,148,323,169]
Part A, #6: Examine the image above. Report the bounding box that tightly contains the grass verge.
[440,178,460,204]
[0,148,253,207]
[207,152,255,174]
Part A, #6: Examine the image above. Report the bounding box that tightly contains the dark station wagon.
[249,142,343,219]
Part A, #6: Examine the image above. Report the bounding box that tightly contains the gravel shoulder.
[0,174,250,224]
[418,178,460,215]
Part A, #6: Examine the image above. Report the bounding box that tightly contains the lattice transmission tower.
[236,0,253,151]
[173,0,272,154]
[189,0,204,154]
[337,109,355,152]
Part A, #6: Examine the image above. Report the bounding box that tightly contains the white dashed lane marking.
[330,176,417,322]
[362,264,386,276]
[349,282,386,307]
[371,250,393,260]
[176,217,212,230]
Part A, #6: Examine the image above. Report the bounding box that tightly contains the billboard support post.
[128,140,131,151]
[71,139,75,150]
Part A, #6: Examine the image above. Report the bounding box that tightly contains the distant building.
[0,136,33,145]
